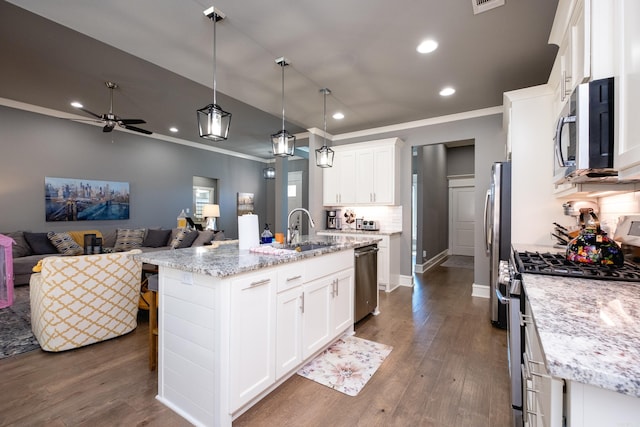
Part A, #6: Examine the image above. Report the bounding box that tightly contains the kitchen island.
[516,245,640,426]
[136,235,379,427]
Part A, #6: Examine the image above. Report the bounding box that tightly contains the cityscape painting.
[45,177,130,221]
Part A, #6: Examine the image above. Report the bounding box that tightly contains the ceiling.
[0,0,559,160]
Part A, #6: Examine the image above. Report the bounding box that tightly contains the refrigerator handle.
[483,189,491,255]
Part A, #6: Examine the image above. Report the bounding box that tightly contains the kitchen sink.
[285,242,335,252]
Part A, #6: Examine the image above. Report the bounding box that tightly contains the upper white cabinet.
[548,0,615,118]
[613,0,640,179]
[323,138,403,206]
[323,149,356,205]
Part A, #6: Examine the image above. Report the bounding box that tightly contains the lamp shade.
[202,204,220,218]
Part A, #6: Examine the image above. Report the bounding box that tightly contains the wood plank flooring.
[0,260,512,427]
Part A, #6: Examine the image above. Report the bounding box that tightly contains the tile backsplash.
[332,205,403,232]
[597,191,640,236]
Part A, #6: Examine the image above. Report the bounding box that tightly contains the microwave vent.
[472,0,505,15]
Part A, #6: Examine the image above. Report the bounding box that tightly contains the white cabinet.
[523,297,564,427]
[275,286,303,379]
[323,149,356,205]
[613,0,640,179]
[302,275,333,358]
[229,270,277,412]
[323,138,402,206]
[330,268,354,335]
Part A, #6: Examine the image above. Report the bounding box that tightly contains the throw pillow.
[2,231,32,258]
[24,232,59,255]
[191,230,216,247]
[170,228,199,249]
[213,230,225,241]
[47,231,84,256]
[142,229,172,248]
[114,228,146,252]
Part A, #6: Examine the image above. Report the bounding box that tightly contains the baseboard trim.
[415,249,449,274]
[472,283,490,298]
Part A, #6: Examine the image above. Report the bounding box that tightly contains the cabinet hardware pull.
[300,293,305,313]
[335,279,339,296]
[287,275,302,281]
[249,278,270,287]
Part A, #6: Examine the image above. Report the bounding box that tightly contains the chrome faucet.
[287,208,315,244]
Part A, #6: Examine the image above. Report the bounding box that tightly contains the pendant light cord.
[212,13,217,106]
[323,90,327,147]
[281,63,285,131]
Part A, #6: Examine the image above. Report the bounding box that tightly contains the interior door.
[449,180,475,256]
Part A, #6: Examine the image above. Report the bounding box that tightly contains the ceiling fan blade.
[79,107,103,119]
[123,124,152,135]
[119,118,146,125]
[103,124,114,133]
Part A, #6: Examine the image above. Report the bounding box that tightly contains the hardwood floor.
[0,261,512,427]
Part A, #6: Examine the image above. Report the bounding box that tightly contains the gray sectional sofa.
[3,228,224,286]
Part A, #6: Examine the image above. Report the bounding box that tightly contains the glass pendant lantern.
[271,57,295,157]
[197,7,231,141]
[315,88,334,168]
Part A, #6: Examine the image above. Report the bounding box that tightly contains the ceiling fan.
[72,81,152,135]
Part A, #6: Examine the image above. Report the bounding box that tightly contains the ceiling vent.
[472,0,505,15]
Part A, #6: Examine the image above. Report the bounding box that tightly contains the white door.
[449,179,475,256]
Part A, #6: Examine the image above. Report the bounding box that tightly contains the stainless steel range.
[514,251,640,281]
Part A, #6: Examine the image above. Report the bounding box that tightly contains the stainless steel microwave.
[553,77,616,184]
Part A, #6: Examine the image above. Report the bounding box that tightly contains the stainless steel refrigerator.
[484,161,511,329]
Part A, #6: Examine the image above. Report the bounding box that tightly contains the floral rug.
[297,335,392,396]
[0,286,40,359]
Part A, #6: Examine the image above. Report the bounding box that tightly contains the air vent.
[472,0,505,15]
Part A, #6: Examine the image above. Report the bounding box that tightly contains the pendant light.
[263,167,276,179]
[271,57,295,157]
[197,7,231,141]
[315,88,335,168]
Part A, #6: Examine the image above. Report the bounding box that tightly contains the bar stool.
[147,273,159,371]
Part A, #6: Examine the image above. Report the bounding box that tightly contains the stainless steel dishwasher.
[354,244,378,323]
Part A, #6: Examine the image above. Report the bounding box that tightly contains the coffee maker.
[326,209,341,229]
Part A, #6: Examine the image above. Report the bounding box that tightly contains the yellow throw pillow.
[67,230,104,247]
[32,259,43,272]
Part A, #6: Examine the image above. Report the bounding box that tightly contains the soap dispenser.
[261,223,273,244]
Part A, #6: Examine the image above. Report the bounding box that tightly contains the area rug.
[297,335,392,396]
[441,255,474,270]
[0,286,40,359]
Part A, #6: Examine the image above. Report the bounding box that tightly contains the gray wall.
[0,106,269,237]
[447,145,475,176]
[416,144,449,260]
[325,113,505,287]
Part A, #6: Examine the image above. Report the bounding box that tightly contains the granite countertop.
[135,234,380,278]
[522,272,640,398]
[317,229,402,236]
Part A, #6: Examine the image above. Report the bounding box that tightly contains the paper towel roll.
[238,214,259,250]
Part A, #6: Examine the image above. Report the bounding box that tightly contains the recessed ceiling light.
[169,127,179,133]
[70,101,83,108]
[332,112,344,120]
[417,39,438,54]
[439,87,455,97]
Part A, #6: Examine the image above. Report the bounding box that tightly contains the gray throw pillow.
[170,228,199,249]
[24,232,58,255]
[142,229,172,248]
[2,231,32,257]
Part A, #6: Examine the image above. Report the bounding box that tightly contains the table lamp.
[202,204,220,231]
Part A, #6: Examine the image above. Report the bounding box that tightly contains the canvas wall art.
[237,192,254,216]
[45,177,130,221]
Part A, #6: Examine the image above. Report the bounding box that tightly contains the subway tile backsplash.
[332,205,403,232]
[597,191,640,236]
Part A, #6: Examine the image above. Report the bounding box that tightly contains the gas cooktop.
[514,251,640,282]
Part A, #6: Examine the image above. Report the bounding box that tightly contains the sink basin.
[286,242,334,252]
